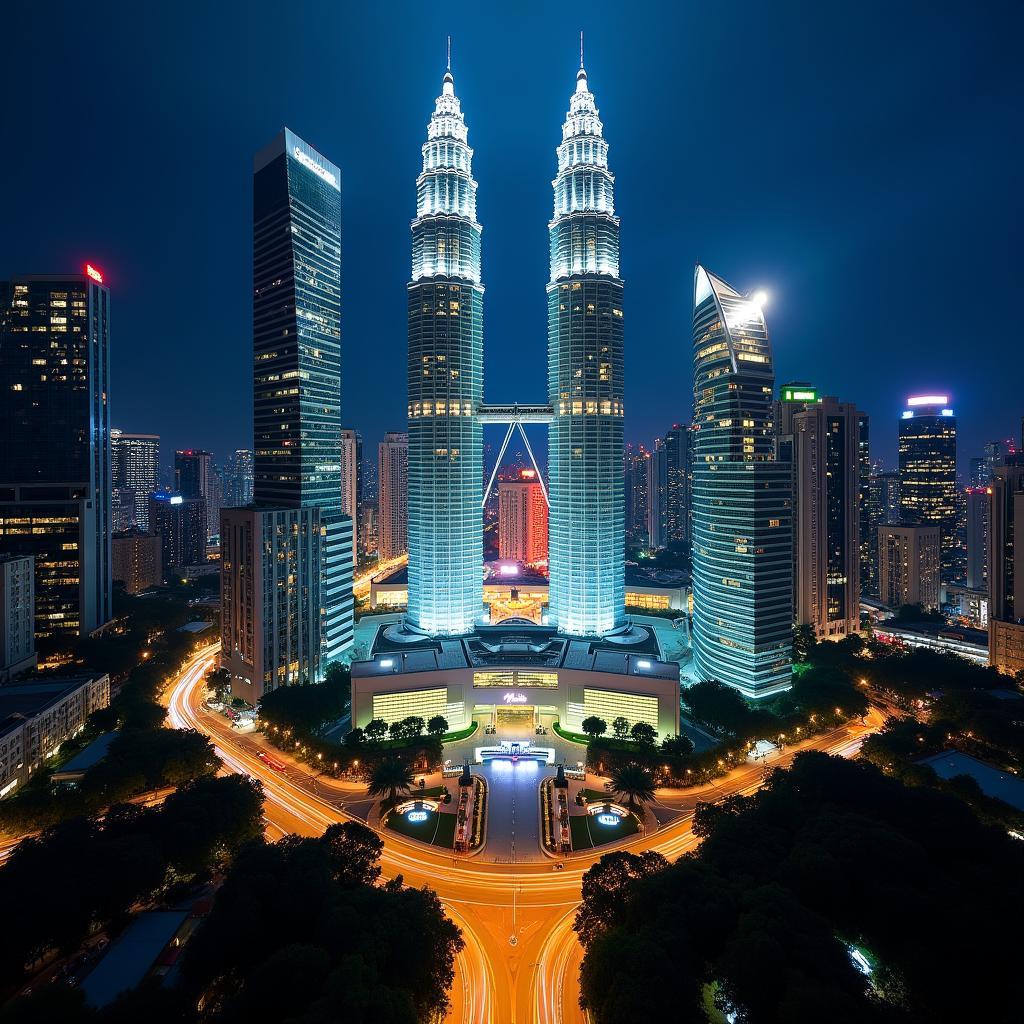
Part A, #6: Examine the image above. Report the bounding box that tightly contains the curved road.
[166,645,884,1024]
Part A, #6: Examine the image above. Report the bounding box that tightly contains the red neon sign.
[85,263,104,284]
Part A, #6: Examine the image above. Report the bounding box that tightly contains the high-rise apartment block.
[111,430,159,531]
[691,268,792,698]
[111,530,162,595]
[221,449,254,509]
[624,444,650,546]
[899,395,956,579]
[175,449,216,541]
[498,469,548,565]
[378,432,408,561]
[645,441,667,550]
[0,554,36,681]
[965,486,990,591]
[663,423,691,550]
[0,270,112,638]
[340,427,362,560]
[878,523,940,610]
[790,396,862,640]
[988,461,1024,676]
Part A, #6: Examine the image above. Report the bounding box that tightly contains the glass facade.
[252,128,353,663]
[0,275,111,636]
[898,398,957,580]
[691,267,792,698]
[547,65,625,636]
[111,430,159,531]
[406,70,484,636]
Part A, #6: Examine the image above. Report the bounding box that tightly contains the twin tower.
[405,59,624,639]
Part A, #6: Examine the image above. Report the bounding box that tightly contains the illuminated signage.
[907,394,948,407]
[781,387,817,403]
[596,812,620,826]
[499,564,519,577]
[84,263,103,284]
[292,146,339,190]
[406,809,428,823]
[169,495,183,505]
[502,692,528,705]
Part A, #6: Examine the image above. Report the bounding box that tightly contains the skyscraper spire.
[580,30,584,68]
[447,34,451,73]
[547,56,625,636]
[406,62,484,636]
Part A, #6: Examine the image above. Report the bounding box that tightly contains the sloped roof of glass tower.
[694,265,772,375]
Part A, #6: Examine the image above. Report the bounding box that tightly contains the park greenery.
[575,751,1024,1024]
[0,775,263,991]
[2,821,464,1024]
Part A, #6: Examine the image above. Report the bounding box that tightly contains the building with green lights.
[691,267,793,698]
[547,62,625,637]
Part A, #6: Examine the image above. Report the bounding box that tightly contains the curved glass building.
[547,63,625,637]
[406,68,484,636]
[691,267,792,698]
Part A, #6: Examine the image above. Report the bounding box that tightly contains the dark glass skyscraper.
[691,267,792,698]
[898,395,956,580]
[547,61,624,636]
[252,128,353,661]
[406,67,484,636]
[0,272,111,637]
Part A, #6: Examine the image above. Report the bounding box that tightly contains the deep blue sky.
[3,1,1021,473]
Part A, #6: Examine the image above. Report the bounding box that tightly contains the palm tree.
[608,764,656,814]
[367,757,415,812]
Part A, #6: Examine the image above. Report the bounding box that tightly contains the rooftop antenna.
[580,30,584,68]
[447,35,452,72]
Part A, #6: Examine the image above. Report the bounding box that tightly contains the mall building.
[350,619,680,740]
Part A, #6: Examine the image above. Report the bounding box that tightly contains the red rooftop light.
[85,263,104,284]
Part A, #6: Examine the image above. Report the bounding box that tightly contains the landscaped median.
[541,770,641,853]
[385,798,457,849]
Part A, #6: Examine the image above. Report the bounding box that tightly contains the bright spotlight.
[751,289,768,307]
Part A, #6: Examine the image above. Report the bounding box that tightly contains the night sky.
[3,1,1021,474]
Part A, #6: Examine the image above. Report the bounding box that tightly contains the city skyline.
[2,4,1019,469]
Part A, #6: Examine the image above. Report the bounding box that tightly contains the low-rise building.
[0,673,110,798]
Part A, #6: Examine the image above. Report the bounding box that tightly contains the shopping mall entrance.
[495,705,537,731]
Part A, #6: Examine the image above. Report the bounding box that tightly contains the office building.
[221,449,254,508]
[498,469,548,565]
[0,554,36,681]
[691,267,792,698]
[663,423,691,549]
[899,395,957,579]
[878,523,940,611]
[858,413,872,596]
[646,440,668,550]
[0,271,112,637]
[378,432,408,561]
[111,430,159,531]
[149,493,205,572]
[624,444,650,546]
[0,674,110,799]
[220,506,323,702]
[340,427,362,559]
[969,457,989,488]
[965,486,990,591]
[112,530,162,595]
[791,397,862,640]
[547,61,625,637]
[988,461,1024,676]
[406,65,484,637]
[174,449,219,541]
[251,127,353,662]
[983,439,1015,479]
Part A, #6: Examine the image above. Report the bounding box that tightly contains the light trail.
[164,645,886,1024]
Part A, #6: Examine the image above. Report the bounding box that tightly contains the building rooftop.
[0,675,106,735]
[177,620,213,634]
[81,910,189,1007]
[51,730,119,780]
[355,619,676,680]
[918,750,1024,812]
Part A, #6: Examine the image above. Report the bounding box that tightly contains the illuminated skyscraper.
[547,59,624,636]
[498,469,548,565]
[898,395,956,579]
[378,432,408,561]
[989,460,1024,676]
[0,270,112,638]
[691,267,792,698]
[111,430,159,531]
[406,65,484,636]
[250,127,353,662]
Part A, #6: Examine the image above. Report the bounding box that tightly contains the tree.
[322,821,383,888]
[365,718,388,742]
[682,679,752,735]
[608,763,656,813]
[630,722,657,746]
[611,716,630,739]
[660,733,694,757]
[792,622,818,663]
[367,757,415,810]
[581,716,607,740]
[426,715,449,738]
[574,850,669,945]
[398,715,425,739]
[388,721,404,740]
